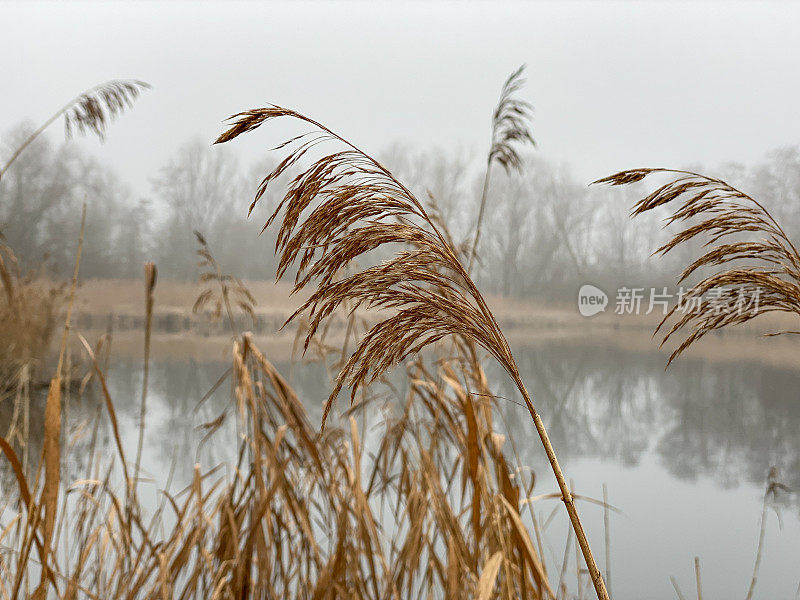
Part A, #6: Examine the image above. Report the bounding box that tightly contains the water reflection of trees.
[4,343,798,509]
[489,340,800,507]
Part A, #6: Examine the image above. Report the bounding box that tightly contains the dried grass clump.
[0,205,580,598]
[0,241,67,387]
[215,103,607,598]
[597,168,800,363]
[0,328,570,599]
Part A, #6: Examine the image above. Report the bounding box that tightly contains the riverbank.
[67,279,800,369]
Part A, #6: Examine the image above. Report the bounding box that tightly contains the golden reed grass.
[597,168,800,363]
[214,100,609,598]
[0,300,573,598]
[0,80,609,596]
[599,167,798,598]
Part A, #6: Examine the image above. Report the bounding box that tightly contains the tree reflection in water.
[489,339,800,510]
[2,341,798,514]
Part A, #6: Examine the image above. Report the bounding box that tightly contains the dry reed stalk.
[0,80,149,182]
[192,230,256,334]
[596,168,800,363]
[670,576,687,600]
[745,467,790,600]
[468,65,535,275]
[694,557,702,600]
[603,483,611,597]
[557,513,573,598]
[215,103,609,599]
[573,482,583,600]
[134,262,157,487]
[33,204,85,600]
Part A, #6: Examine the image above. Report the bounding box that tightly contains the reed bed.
[0,75,592,600]
[0,241,67,392]
[0,313,570,598]
[0,184,577,598]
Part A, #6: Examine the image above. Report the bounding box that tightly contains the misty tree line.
[385,144,800,300]
[3,120,800,301]
[0,123,280,282]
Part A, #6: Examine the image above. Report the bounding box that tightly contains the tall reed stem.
[513,372,610,600]
[467,157,493,276]
[0,100,73,181]
[603,483,612,597]
[694,557,703,600]
[134,263,157,488]
[32,204,86,600]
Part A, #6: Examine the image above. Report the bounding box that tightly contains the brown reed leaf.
[477,551,504,600]
[596,168,800,364]
[500,495,557,599]
[0,437,31,508]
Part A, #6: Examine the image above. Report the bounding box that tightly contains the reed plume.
[192,230,257,334]
[468,65,535,274]
[215,104,609,599]
[0,79,150,181]
[596,168,800,364]
[746,467,790,600]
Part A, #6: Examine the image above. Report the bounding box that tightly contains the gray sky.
[3,0,800,196]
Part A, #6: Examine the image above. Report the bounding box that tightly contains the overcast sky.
[3,0,800,196]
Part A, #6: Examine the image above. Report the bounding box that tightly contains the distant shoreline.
[66,278,800,370]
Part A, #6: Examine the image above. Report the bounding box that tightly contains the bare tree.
[152,139,248,278]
